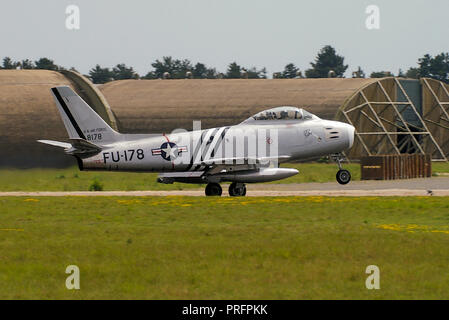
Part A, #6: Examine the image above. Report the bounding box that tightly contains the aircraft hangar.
[1,69,448,167]
[0,70,116,167]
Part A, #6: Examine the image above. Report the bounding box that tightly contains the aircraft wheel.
[336,169,351,185]
[205,183,222,196]
[229,182,246,197]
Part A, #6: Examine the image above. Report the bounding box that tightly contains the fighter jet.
[38,86,355,196]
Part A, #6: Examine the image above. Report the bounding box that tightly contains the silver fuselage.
[79,119,355,174]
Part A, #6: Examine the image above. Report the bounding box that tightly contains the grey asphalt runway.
[0,177,448,197]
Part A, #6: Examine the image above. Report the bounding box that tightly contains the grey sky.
[1,0,448,77]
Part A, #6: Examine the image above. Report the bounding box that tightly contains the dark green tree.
[2,57,18,69]
[192,63,208,78]
[191,63,218,79]
[370,71,393,78]
[203,67,218,79]
[88,65,113,84]
[34,57,59,70]
[150,56,193,79]
[417,53,449,83]
[21,59,34,69]
[112,64,139,80]
[405,67,419,79]
[281,63,299,79]
[143,71,157,79]
[246,67,267,79]
[305,45,348,78]
[226,62,242,79]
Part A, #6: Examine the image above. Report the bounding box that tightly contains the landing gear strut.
[229,182,247,197]
[332,154,351,185]
[205,183,222,196]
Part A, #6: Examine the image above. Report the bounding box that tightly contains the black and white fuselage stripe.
[205,126,228,160]
[185,129,208,171]
[192,128,216,171]
[187,126,230,171]
[196,127,223,171]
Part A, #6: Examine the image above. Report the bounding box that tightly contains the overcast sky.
[1,0,448,77]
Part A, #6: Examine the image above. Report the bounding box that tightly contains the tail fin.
[51,86,120,144]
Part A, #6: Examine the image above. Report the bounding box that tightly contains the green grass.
[432,162,449,176]
[1,196,449,299]
[0,162,448,191]
[0,167,199,191]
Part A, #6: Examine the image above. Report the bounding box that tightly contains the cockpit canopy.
[242,106,319,123]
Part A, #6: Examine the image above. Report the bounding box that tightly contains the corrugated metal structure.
[335,78,449,161]
[361,154,431,180]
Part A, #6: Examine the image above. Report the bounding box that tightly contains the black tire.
[229,185,235,196]
[229,182,247,197]
[205,183,222,196]
[336,169,351,185]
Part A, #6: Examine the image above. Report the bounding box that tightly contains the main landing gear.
[204,182,247,196]
[332,154,351,185]
[205,182,222,196]
[228,182,247,197]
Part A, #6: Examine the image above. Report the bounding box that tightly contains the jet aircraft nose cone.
[345,123,355,149]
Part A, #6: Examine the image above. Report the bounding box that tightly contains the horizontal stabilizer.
[68,139,102,153]
[37,138,102,157]
[37,140,72,149]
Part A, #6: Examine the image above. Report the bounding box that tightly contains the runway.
[1,177,448,197]
[0,189,448,197]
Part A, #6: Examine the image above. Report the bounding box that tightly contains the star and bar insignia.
[152,142,187,161]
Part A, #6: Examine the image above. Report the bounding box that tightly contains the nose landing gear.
[331,154,351,185]
[336,169,351,185]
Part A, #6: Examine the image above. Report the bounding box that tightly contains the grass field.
[1,196,449,299]
[1,162,448,191]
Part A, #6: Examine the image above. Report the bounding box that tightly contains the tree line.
[1,46,448,84]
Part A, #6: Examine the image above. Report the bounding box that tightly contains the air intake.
[324,127,340,140]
